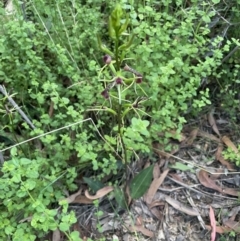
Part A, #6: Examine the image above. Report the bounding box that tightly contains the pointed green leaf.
[130,165,154,199]
[118,15,129,35]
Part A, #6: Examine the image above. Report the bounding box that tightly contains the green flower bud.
[109,4,124,38]
[110,4,123,30]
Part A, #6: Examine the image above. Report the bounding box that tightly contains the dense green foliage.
[0,0,239,240]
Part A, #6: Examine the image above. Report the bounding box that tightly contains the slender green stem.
[63,232,72,241]
[117,103,128,193]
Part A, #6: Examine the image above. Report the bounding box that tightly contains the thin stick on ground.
[185,190,205,229]
[0,85,35,129]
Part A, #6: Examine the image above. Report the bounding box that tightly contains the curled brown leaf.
[215,144,236,171]
[60,189,82,204]
[186,128,199,146]
[85,186,114,200]
[197,130,221,143]
[205,225,231,234]
[208,110,221,137]
[197,170,239,196]
[209,206,216,241]
[149,206,163,220]
[73,195,93,204]
[222,136,239,153]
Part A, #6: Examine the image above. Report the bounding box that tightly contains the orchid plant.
[90,4,150,169]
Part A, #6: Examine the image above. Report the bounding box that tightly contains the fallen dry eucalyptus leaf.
[222,136,239,153]
[72,195,93,204]
[185,128,199,146]
[149,206,163,220]
[59,189,82,204]
[197,130,221,143]
[224,220,240,233]
[85,186,114,200]
[206,168,225,180]
[197,170,239,196]
[209,206,216,241]
[215,144,236,171]
[135,216,143,226]
[205,225,231,234]
[144,169,169,205]
[208,110,221,137]
[165,195,199,216]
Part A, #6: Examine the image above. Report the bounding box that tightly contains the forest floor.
[50,111,240,241]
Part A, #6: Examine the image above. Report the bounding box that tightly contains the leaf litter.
[58,114,240,241]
